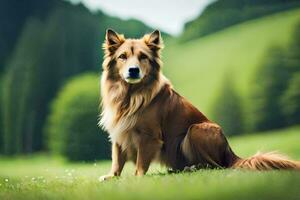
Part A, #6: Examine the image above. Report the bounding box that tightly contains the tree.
[210,73,244,136]
[45,73,110,161]
[2,19,45,154]
[0,76,3,153]
[281,73,300,125]
[280,22,300,125]
[0,0,56,73]
[250,47,292,131]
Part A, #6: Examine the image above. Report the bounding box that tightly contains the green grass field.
[163,8,300,115]
[1,126,300,200]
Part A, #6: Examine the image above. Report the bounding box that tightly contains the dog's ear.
[144,30,163,52]
[103,29,125,54]
[147,30,161,45]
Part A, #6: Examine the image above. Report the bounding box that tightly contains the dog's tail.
[231,151,300,170]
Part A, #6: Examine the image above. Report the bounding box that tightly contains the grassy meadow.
[163,8,300,115]
[1,126,300,200]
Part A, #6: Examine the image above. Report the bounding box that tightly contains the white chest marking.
[100,105,138,144]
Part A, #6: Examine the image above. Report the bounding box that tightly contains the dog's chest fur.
[101,104,137,144]
[101,97,163,153]
[100,75,169,151]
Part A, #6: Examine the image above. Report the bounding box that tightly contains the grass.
[163,8,300,115]
[1,126,300,200]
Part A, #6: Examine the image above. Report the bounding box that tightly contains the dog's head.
[102,29,163,85]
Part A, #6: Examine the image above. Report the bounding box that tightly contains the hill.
[163,8,300,119]
[181,0,300,41]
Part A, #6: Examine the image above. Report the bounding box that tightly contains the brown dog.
[99,29,300,181]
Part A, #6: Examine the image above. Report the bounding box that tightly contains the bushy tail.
[232,151,300,170]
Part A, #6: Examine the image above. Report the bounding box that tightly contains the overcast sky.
[67,0,213,35]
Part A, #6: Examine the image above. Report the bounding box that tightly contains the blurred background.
[0,0,300,162]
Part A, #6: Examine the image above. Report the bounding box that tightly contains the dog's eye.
[118,53,127,60]
[139,53,148,60]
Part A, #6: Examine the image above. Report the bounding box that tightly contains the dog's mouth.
[124,77,142,84]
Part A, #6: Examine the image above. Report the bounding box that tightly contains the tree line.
[0,0,153,155]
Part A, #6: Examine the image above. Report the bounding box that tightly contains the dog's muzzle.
[124,66,142,84]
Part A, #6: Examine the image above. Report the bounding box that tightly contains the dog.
[99,29,300,181]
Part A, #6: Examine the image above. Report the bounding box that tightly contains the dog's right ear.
[103,29,125,54]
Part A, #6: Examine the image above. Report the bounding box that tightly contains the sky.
[67,0,213,35]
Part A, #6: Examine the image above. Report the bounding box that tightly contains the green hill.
[181,0,300,41]
[163,8,300,119]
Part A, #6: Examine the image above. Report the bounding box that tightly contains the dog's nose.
[128,67,140,78]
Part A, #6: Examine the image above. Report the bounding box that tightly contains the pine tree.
[2,19,45,154]
[211,73,244,136]
[280,22,300,125]
[250,47,292,131]
[0,76,3,153]
[281,73,300,125]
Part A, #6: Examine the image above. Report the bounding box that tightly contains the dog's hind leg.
[181,122,238,169]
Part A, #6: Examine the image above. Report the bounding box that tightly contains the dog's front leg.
[99,142,126,181]
[135,139,162,176]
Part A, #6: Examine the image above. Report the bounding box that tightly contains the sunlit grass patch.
[1,169,300,200]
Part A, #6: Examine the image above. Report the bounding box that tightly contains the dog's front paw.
[183,165,197,172]
[98,174,116,182]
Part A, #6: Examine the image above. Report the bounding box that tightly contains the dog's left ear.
[144,30,163,51]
